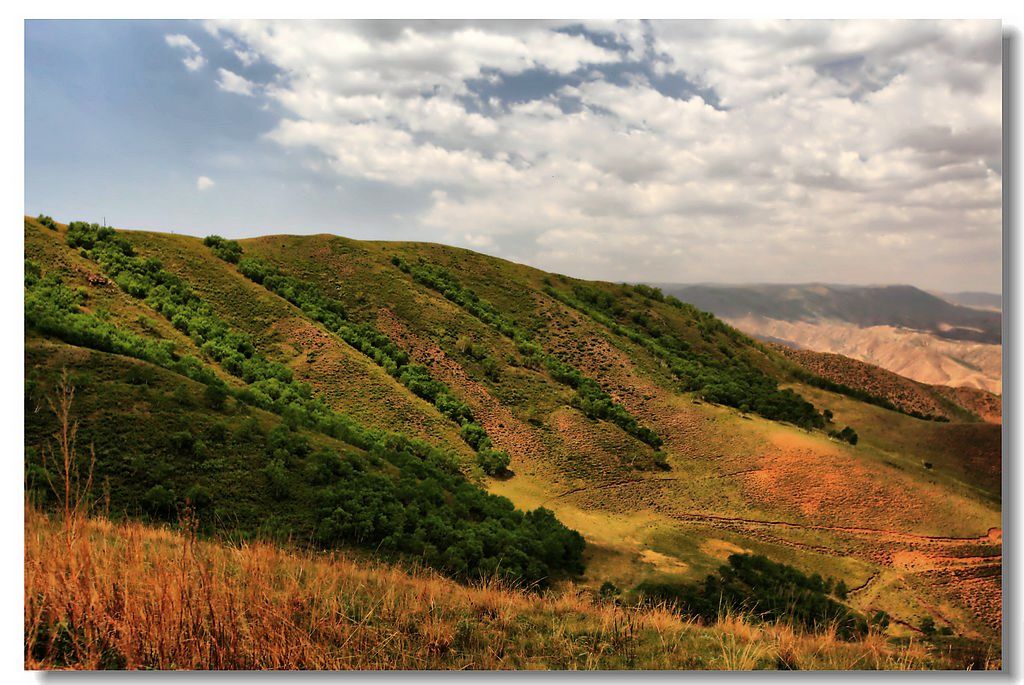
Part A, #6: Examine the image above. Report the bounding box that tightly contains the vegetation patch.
[635,553,874,639]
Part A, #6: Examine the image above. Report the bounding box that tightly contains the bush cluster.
[828,426,859,445]
[25,262,221,388]
[391,256,664,450]
[315,444,579,584]
[792,367,949,422]
[66,223,292,386]
[202,235,243,264]
[636,553,873,639]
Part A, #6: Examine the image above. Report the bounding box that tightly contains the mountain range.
[658,283,1002,393]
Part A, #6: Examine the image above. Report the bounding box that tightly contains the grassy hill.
[24,216,1002,668]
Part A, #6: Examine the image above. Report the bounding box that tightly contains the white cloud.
[197,176,215,191]
[216,68,256,96]
[165,33,206,72]
[165,33,199,51]
[197,20,1002,290]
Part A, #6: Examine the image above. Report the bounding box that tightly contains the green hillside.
[24,216,1002,662]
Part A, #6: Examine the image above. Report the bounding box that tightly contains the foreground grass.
[25,508,949,671]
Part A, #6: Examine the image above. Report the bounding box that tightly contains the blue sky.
[26,20,423,239]
[25,20,1003,291]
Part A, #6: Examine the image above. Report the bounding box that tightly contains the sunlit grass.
[25,508,952,671]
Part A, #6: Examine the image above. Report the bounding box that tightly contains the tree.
[203,383,228,410]
[477,449,511,477]
[143,484,176,519]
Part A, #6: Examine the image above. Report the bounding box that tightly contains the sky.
[25,20,1003,292]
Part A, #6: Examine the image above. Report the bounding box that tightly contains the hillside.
[773,344,1002,425]
[658,283,1002,393]
[24,216,1002,665]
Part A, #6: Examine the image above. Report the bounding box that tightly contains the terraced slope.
[24,217,1001,657]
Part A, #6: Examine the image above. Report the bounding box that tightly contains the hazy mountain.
[657,283,1002,393]
[940,291,1002,312]
[658,283,1000,344]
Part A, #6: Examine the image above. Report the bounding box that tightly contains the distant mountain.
[659,283,1001,344]
[940,291,1002,312]
[656,283,1002,393]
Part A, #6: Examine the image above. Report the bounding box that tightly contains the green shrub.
[545,283,827,431]
[828,426,859,445]
[203,383,228,410]
[263,459,290,500]
[202,235,243,264]
[142,484,177,520]
[476,448,511,477]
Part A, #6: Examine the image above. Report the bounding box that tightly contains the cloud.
[223,37,259,67]
[196,175,215,191]
[195,20,1002,289]
[165,33,206,72]
[216,68,256,96]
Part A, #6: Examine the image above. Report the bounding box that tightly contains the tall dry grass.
[25,508,947,671]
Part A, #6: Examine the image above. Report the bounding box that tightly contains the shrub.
[476,448,511,477]
[202,235,243,264]
[829,426,859,446]
[545,283,827,431]
[36,214,57,230]
[394,260,663,449]
[169,431,196,454]
[142,484,176,519]
[263,459,290,500]
[203,383,228,410]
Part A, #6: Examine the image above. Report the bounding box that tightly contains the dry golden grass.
[25,508,949,671]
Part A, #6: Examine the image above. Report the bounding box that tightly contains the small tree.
[203,383,228,410]
[476,449,511,477]
[40,370,96,548]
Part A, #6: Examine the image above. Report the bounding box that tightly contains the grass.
[25,507,953,671]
